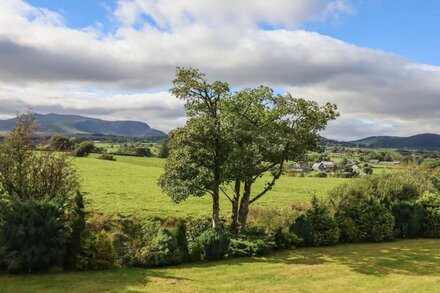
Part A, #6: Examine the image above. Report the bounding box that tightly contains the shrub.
[290,214,313,245]
[73,142,95,157]
[0,199,70,273]
[94,231,116,269]
[199,229,230,261]
[173,220,189,262]
[64,192,87,269]
[247,205,304,234]
[392,201,424,238]
[127,220,185,267]
[336,197,394,243]
[419,193,440,238]
[291,197,339,246]
[273,228,302,250]
[315,172,327,178]
[228,238,270,257]
[185,217,211,260]
[98,154,116,161]
[135,147,152,157]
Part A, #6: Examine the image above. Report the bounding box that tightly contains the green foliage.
[127,220,185,267]
[228,237,270,257]
[50,135,74,151]
[185,217,211,261]
[94,231,116,269]
[199,229,230,260]
[290,214,313,245]
[392,201,424,238]
[363,165,373,175]
[308,198,340,246]
[97,154,116,161]
[273,228,302,250]
[156,141,170,158]
[330,167,433,208]
[0,114,79,202]
[315,172,327,178]
[73,141,95,157]
[247,205,303,234]
[135,147,152,157]
[0,199,70,273]
[336,197,394,243]
[173,220,189,262]
[418,193,440,238]
[292,197,339,246]
[64,192,87,269]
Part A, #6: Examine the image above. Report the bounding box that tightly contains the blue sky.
[1,0,440,139]
[308,0,440,66]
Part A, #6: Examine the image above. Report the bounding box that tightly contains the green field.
[74,155,348,217]
[1,239,439,292]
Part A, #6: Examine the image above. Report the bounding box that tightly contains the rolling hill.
[349,133,440,148]
[0,113,166,137]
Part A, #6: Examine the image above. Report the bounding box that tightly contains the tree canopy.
[159,68,338,230]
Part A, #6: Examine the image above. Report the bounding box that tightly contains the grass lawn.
[1,239,439,292]
[74,155,348,217]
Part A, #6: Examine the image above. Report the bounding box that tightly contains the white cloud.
[0,0,439,139]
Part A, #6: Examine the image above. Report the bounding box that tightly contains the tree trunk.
[230,180,241,233]
[238,180,252,233]
[212,189,220,229]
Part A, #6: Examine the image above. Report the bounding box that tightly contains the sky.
[0,0,439,140]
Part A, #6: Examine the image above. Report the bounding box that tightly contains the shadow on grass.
[1,239,440,292]
[169,238,440,277]
[0,268,191,293]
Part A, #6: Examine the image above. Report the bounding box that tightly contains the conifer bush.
[0,199,70,273]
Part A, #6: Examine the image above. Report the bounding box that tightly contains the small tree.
[73,141,95,157]
[50,134,74,151]
[0,114,79,202]
[157,141,170,158]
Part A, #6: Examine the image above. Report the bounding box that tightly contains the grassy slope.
[74,155,348,217]
[1,239,439,292]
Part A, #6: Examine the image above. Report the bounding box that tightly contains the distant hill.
[349,133,440,149]
[0,113,166,137]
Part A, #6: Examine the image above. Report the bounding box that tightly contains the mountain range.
[0,113,439,148]
[0,113,166,137]
[349,133,440,149]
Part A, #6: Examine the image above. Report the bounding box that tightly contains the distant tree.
[73,141,95,157]
[157,141,170,158]
[50,134,74,151]
[363,165,373,175]
[135,147,152,157]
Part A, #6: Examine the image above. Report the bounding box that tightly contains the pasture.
[74,155,349,217]
[1,239,439,292]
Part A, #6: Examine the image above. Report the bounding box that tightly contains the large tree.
[223,87,338,232]
[159,68,230,228]
[159,68,338,231]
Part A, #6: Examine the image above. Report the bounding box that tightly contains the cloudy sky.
[0,0,439,140]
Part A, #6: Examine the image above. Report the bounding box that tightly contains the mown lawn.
[1,239,439,292]
[74,155,348,217]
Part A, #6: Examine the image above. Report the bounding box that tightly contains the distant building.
[312,161,336,171]
[368,159,380,164]
[351,164,360,170]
